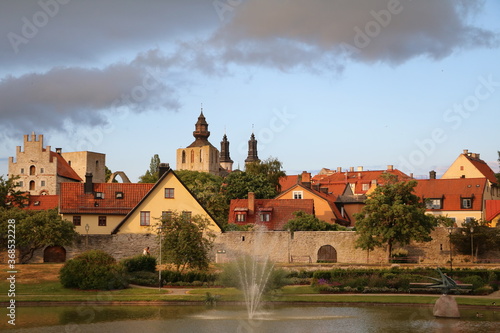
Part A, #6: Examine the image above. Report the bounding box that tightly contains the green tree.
[450,219,500,257]
[105,166,118,183]
[158,212,215,272]
[223,171,277,200]
[245,157,286,192]
[0,175,28,208]
[283,211,347,232]
[138,154,161,183]
[0,207,79,263]
[354,174,438,262]
[175,170,227,226]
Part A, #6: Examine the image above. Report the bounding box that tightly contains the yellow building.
[112,164,222,234]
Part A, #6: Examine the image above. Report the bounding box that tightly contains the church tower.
[245,132,260,164]
[219,134,233,172]
[176,111,221,175]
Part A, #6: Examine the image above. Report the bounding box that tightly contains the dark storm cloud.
[210,0,499,67]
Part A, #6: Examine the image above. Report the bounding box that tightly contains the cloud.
[0,49,180,136]
[209,0,499,68]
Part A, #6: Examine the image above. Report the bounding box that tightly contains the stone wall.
[3,227,493,265]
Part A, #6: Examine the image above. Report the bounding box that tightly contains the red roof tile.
[279,175,299,192]
[60,182,154,215]
[23,195,59,211]
[228,198,314,230]
[414,178,486,211]
[464,154,498,184]
[485,200,500,222]
[50,152,82,181]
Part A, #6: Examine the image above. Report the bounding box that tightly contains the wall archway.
[317,245,337,263]
[107,171,131,183]
[43,246,66,262]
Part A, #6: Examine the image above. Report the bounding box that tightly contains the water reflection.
[3,304,499,333]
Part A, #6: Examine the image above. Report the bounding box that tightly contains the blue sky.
[1,0,499,182]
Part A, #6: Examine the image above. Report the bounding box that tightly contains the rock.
[433,294,460,318]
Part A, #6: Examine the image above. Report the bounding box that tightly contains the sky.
[1,0,499,182]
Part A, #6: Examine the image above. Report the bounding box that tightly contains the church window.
[164,188,175,198]
[140,211,150,226]
[190,150,195,163]
[182,151,186,163]
[29,180,35,190]
[30,165,36,175]
[200,149,203,162]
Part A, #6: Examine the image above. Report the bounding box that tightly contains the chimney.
[349,167,354,172]
[248,192,255,215]
[84,173,93,194]
[301,171,311,188]
[336,167,342,173]
[158,163,170,179]
[357,166,363,171]
[463,149,469,155]
[387,165,394,171]
[55,148,62,154]
[429,170,437,179]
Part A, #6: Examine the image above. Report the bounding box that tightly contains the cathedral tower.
[245,132,260,164]
[219,134,233,172]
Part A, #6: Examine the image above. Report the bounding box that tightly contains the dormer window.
[95,192,104,199]
[236,213,246,222]
[260,213,271,222]
[426,198,442,210]
[461,198,472,209]
[115,192,124,199]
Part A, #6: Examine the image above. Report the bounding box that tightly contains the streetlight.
[85,224,90,248]
[157,224,164,291]
[470,226,474,264]
[447,227,453,272]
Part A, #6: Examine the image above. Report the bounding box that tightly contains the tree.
[138,154,161,183]
[105,166,118,183]
[283,211,347,232]
[0,207,79,263]
[0,175,28,208]
[354,174,438,261]
[450,219,500,257]
[158,212,215,272]
[223,171,278,200]
[245,157,286,192]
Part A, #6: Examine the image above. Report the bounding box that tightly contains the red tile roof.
[414,178,486,211]
[464,153,498,184]
[50,151,82,181]
[485,200,500,222]
[279,175,299,192]
[59,182,154,215]
[228,198,314,230]
[23,195,59,211]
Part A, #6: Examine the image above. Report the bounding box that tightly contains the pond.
[3,303,499,333]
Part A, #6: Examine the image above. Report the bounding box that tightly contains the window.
[164,188,174,198]
[41,180,46,187]
[162,211,173,221]
[98,216,106,226]
[426,199,442,209]
[293,191,303,199]
[18,181,23,188]
[182,211,192,222]
[362,184,370,191]
[140,211,150,226]
[95,192,104,199]
[182,150,186,163]
[236,213,246,222]
[260,213,271,222]
[20,168,24,174]
[73,216,81,226]
[30,165,36,175]
[115,192,124,199]
[40,168,44,174]
[461,198,472,209]
[29,180,35,191]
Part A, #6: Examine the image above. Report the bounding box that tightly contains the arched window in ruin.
[29,165,36,175]
[317,245,337,263]
[190,150,195,163]
[182,150,186,164]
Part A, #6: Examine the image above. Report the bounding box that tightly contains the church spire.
[220,133,233,172]
[188,109,212,147]
[245,132,259,164]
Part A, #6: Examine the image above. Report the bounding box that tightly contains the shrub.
[60,250,127,290]
[121,255,157,273]
[461,275,485,291]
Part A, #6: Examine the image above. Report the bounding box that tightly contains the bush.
[60,250,127,290]
[461,275,485,291]
[121,255,157,273]
[127,271,158,287]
